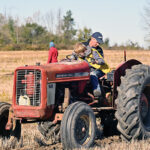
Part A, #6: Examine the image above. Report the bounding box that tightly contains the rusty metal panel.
[47,83,56,106]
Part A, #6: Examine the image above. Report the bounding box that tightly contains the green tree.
[20,23,48,44]
[61,10,76,44]
[77,27,92,42]
[8,17,16,43]
[0,28,11,46]
[0,14,11,46]
[102,38,110,49]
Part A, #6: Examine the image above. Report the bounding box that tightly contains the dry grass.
[1,49,150,149]
[0,49,150,103]
[95,140,150,150]
[0,50,72,103]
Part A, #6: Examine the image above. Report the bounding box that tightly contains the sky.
[0,0,148,48]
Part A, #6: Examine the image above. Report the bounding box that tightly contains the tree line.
[0,9,145,51]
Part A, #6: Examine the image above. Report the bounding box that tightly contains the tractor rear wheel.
[60,101,96,149]
[0,102,21,141]
[115,64,150,141]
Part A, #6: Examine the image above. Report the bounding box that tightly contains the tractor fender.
[113,59,141,104]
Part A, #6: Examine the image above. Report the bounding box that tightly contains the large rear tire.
[60,101,96,149]
[0,102,21,141]
[115,64,150,141]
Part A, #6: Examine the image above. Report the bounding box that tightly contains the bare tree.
[25,17,33,24]
[42,10,55,34]
[14,16,20,44]
[56,8,63,35]
[32,11,41,24]
[143,1,150,43]
[0,13,7,29]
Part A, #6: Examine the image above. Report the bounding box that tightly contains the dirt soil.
[28,136,121,150]
[35,136,121,150]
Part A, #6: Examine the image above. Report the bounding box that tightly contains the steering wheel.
[60,54,72,62]
[66,54,72,60]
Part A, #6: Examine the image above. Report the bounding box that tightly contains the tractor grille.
[16,70,41,106]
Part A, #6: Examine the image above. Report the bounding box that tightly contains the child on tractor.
[72,42,111,97]
[71,43,87,60]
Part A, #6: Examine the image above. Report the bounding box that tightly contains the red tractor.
[1,56,150,149]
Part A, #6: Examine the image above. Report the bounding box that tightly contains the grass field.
[1,49,150,149]
[0,49,150,102]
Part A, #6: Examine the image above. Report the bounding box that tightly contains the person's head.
[49,41,55,48]
[89,32,103,47]
[74,43,86,58]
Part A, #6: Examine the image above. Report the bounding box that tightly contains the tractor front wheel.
[0,102,21,141]
[60,101,96,149]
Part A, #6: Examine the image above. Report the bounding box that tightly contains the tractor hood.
[15,60,90,83]
[45,61,90,82]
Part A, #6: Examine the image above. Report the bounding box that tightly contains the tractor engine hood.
[15,60,90,83]
[44,60,90,82]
